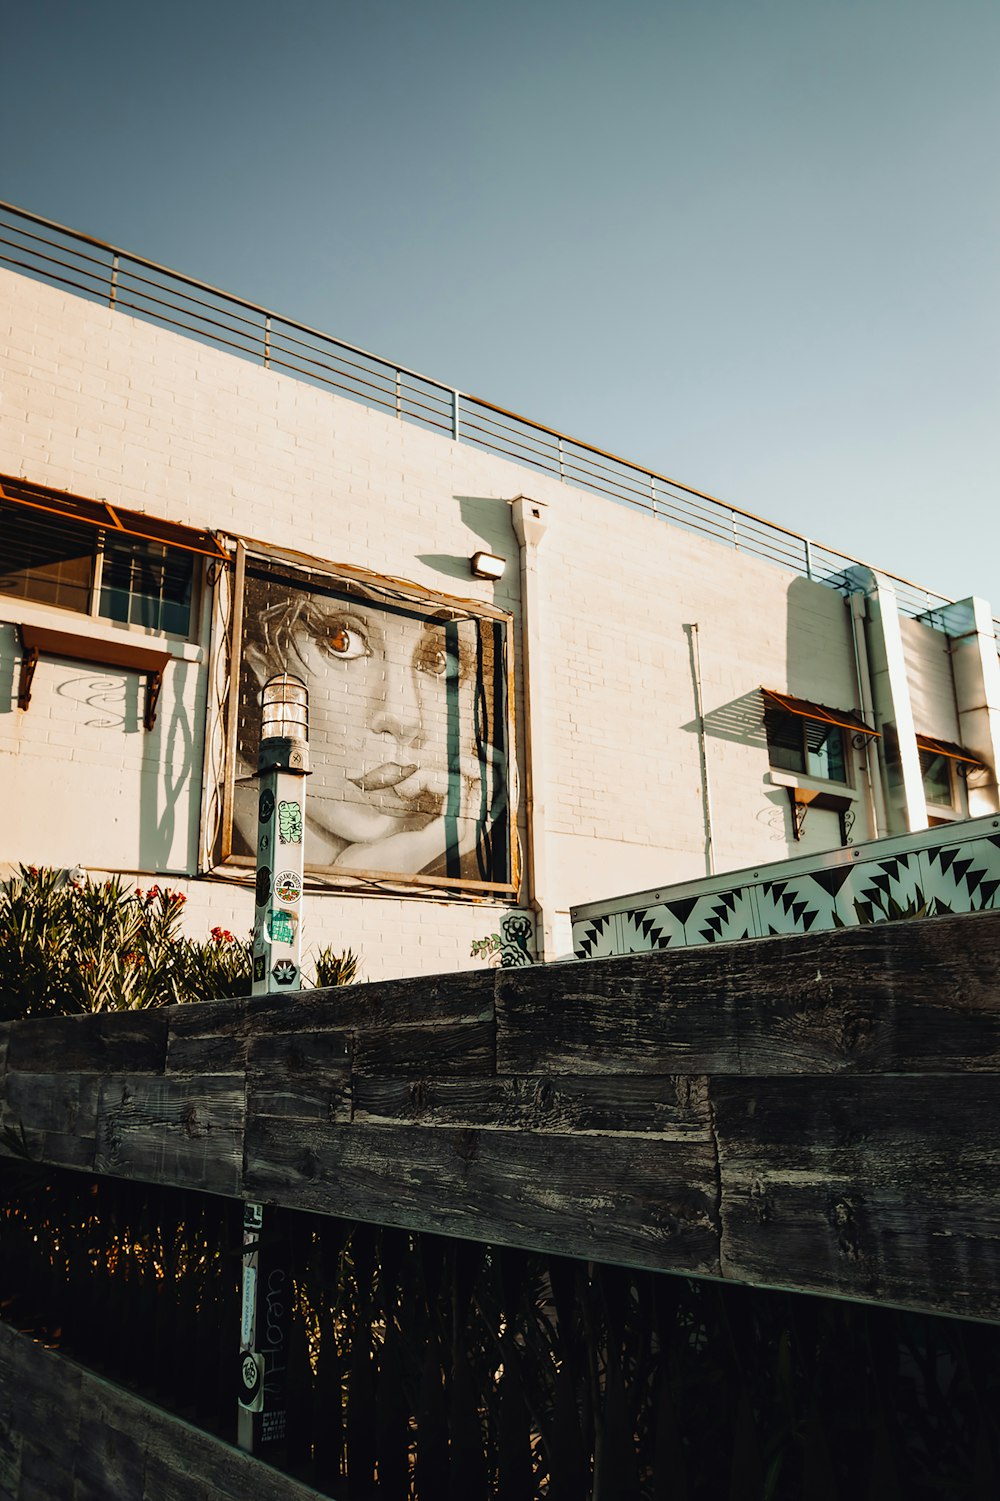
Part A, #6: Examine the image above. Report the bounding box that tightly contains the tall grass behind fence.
[2,1161,999,1499]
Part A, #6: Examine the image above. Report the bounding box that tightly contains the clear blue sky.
[3,0,997,605]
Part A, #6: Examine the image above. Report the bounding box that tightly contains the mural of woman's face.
[235,569,507,881]
[284,598,481,859]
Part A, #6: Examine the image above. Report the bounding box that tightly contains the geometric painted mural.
[572,821,1000,960]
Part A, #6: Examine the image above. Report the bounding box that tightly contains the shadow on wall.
[682,689,769,749]
[785,575,854,699]
[138,667,200,872]
[416,496,515,583]
[55,671,140,731]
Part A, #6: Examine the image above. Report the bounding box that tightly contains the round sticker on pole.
[274,870,302,904]
[239,1350,264,1411]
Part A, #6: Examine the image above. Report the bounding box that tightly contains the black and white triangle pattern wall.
[571,827,1000,959]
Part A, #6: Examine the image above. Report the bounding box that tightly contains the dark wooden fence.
[2,910,1000,1497]
[5,1162,1000,1499]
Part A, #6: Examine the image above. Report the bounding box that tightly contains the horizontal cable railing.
[0,200,974,625]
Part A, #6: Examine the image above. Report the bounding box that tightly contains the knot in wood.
[839,1011,874,1052]
[749,1179,772,1224]
[533,1077,555,1112]
[828,1194,864,1260]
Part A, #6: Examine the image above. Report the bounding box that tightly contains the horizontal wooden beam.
[2,910,1000,1320]
[0,1321,325,1501]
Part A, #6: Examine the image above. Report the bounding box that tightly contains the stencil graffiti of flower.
[272,960,298,985]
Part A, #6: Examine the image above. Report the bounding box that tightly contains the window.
[766,707,847,781]
[0,474,226,639]
[919,747,955,808]
[761,690,877,786]
[916,734,981,814]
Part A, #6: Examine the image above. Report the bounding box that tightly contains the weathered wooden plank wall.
[0,1321,326,1501]
[2,911,1000,1321]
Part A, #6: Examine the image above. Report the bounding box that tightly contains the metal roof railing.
[0,200,978,626]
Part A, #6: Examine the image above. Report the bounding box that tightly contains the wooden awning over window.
[761,688,879,739]
[916,733,984,768]
[0,474,228,561]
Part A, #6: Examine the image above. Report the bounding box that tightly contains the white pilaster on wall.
[848,567,927,835]
[510,495,552,960]
[936,597,1000,817]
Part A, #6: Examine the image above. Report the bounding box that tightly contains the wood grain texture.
[354,1072,714,1137]
[495,953,742,1075]
[0,1071,100,1172]
[247,1030,352,1122]
[712,1074,1000,1321]
[243,966,496,1032]
[4,913,1000,1320]
[499,911,1000,1077]
[5,1014,167,1076]
[353,1018,495,1077]
[0,1321,330,1501]
[95,1076,244,1197]
[244,1116,722,1277]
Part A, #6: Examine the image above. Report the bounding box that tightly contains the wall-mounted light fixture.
[470,550,506,581]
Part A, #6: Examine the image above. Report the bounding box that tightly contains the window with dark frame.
[0,490,202,639]
[764,704,849,783]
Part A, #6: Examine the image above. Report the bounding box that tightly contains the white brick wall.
[0,266,978,975]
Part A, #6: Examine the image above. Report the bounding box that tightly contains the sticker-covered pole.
[239,673,309,1456]
[251,672,309,996]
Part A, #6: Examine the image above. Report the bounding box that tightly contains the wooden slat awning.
[916,733,984,768]
[0,473,229,561]
[761,688,879,738]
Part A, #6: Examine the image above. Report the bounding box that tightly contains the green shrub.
[0,866,358,1019]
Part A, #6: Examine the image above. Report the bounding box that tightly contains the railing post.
[558,437,565,482]
[109,253,119,311]
[452,389,461,442]
[395,369,402,419]
[263,316,271,370]
[731,511,740,550]
[805,538,814,581]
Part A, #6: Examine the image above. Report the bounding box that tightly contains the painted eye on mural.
[318,619,369,661]
[413,628,466,682]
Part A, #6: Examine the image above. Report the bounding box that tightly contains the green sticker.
[278,801,303,845]
[268,909,295,945]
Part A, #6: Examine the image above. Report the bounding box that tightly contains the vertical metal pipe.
[511,496,552,958]
[688,623,716,875]
[395,369,402,419]
[109,253,119,310]
[804,537,814,581]
[452,389,461,441]
[263,315,271,370]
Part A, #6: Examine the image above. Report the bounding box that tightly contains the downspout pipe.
[510,496,553,961]
[848,591,886,838]
[686,623,715,876]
